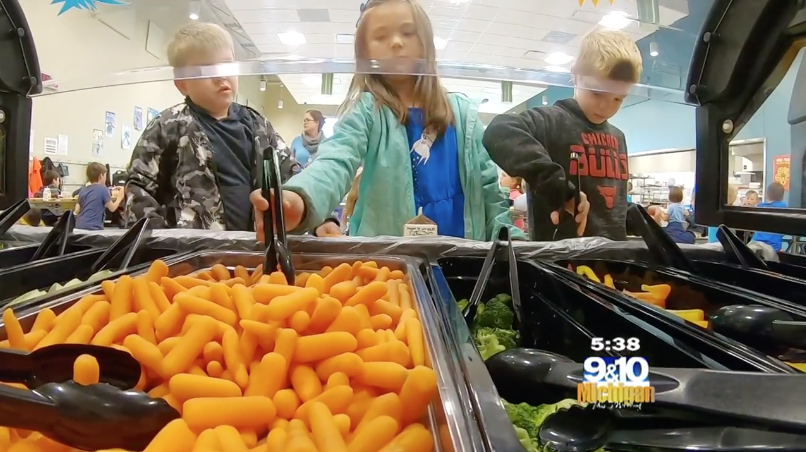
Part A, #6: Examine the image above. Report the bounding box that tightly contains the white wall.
[24,1,265,191]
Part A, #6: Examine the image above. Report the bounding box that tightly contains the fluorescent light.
[542,95,548,105]
[336,34,355,44]
[278,32,306,46]
[433,37,447,50]
[278,99,284,109]
[188,0,200,20]
[302,75,320,87]
[598,12,631,30]
[544,52,574,65]
[259,79,266,91]
[545,65,571,73]
[649,41,659,57]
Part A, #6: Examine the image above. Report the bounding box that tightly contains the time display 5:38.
[591,337,640,352]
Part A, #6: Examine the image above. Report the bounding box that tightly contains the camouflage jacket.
[125,102,302,230]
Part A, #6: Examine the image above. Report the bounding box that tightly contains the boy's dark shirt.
[483,98,629,241]
[187,99,254,231]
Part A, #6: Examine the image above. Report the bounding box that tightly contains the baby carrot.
[291,364,322,402]
[123,334,164,376]
[35,307,81,349]
[222,327,249,389]
[389,270,404,280]
[160,276,188,302]
[265,288,319,322]
[329,280,358,304]
[347,415,399,452]
[353,393,403,439]
[308,297,342,334]
[305,273,325,294]
[148,281,172,313]
[80,301,111,335]
[154,303,186,342]
[385,280,401,306]
[175,275,214,288]
[356,362,409,392]
[234,265,250,282]
[264,427,288,451]
[309,402,347,452]
[132,277,161,322]
[394,310,417,342]
[274,328,298,365]
[169,373,242,400]
[295,385,354,422]
[325,307,361,336]
[65,324,94,344]
[240,319,279,351]
[378,423,433,452]
[209,283,236,313]
[231,284,255,320]
[326,372,350,390]
[132,309,157,345]
[294,332,358,363]
[315,353,364,380]
[353,304,373,330]
[30,308,55,333]
[252,284,302,304]
[371,300,402,326]
[289,310,311,334]
[398,284,413,311]
[399,366,438,425]
[323,263,352,292]
[370,314,393,330]
[211,264,231,281]
[143,418,197,452]
[193,429,220,451]
[203,341,223,363]
[183,396,277,430]
[295,272,312,288]
[334,413,351,438]
[23,330,47,350]
[213,425,249,452]
[162,316,218,377]
[272,418,290,431]
[92,311,138,346]
[356,329,379,349]
[245,352,287,398]
[4,309,27,350]
[109,275,133,320]
[72,354,100,385]
[175,292,238,327]
[273,388,301,420]
[286,420,317,452]
[250,264,264,285]
[406,318,425,367]
[101,279,116,300]
[268,271,288,285]
[158,336,181,356]
[345,282,388,307]
[357,341,410,367]
[206,360,224,378]
[240,330,259,364]
[148,383,170,398]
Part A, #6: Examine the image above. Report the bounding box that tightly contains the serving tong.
[260,145,295,285]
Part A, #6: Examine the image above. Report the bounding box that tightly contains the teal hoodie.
[284,92,524,241]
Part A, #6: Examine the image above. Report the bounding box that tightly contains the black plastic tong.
[260,146,295,285]
[29,211,75,262]
[89,217,152,274]
[627,204,698,273]
[0,199,31,238]
[462,227,521,325]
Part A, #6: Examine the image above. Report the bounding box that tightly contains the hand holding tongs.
[260,146,295,285]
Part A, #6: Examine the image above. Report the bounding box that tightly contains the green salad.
[459,293,587,452]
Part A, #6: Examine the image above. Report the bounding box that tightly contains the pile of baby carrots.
[0,259,439,452]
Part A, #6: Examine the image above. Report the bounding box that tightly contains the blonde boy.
[483,28,642,241]
[125,23,312,231]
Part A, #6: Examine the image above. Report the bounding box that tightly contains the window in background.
[323,117,337,138]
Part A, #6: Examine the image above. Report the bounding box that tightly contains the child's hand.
[315,221,342,237]
[550,191,589,236]
[250,189,305,243]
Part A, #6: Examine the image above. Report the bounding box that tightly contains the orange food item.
[0,259,438,452]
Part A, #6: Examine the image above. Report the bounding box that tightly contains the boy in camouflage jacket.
[125,22,340,234]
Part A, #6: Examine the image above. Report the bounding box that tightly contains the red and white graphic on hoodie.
[568,132,628,209]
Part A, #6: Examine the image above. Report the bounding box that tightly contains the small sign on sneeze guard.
[403,208,438,237]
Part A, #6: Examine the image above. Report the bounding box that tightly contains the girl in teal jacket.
[254,0,522,241]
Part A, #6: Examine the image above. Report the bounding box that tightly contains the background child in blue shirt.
[663,186,694,244]
[75,162,124,230]
[751,182,787,251]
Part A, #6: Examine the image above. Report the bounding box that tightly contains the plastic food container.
[0,250,483,452]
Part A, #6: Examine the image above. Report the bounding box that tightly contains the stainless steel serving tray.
[0,250,485,452]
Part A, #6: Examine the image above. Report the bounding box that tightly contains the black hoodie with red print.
[482,98,628,241]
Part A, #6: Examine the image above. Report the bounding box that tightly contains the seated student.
[75,163,125,230]
[661,186,694,244]
[750,182,787,252]
[21,208,43,227]
[34,170,62,226]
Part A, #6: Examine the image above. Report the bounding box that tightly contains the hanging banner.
[52,0,125,16]
[578,0,617,6]
[773,156,791,191]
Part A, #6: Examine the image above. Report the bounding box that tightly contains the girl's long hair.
[339,0,452,136]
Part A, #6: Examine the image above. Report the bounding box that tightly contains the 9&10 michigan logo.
[577,356,655,408]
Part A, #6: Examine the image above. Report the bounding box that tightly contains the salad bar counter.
[3,203,806,452]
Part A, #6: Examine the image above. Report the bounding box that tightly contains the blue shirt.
[291,136,313,167]
[75,184,110,230]
[751,201,787,251]
[667,202,686,223]
[405,108,465,238]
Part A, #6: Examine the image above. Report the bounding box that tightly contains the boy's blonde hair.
[341,0,452,136]
[167,22,234,68]
[575,28,643,83]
